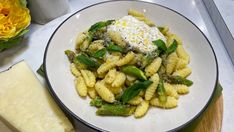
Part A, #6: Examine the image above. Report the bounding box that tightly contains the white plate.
[44,1,218,131]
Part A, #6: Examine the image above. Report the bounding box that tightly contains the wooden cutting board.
[194,94,223,132]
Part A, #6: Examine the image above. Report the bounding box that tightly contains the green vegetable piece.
[96,104,135,116]
[157,79,167,103]
[166,40,178,55]
[37,64,45,77]
[64,50,76,62]
[163,75,193,86]
[91,48,107,59]
[121,80,153,103]
[152,39,167,52]
[76,54,100,69]
[88,20,114,33]
[106,43,123,52]
[157,26,164,32]
[0,29,29,52]
[122,65,147,80]
[19,0,27,7]
[90,97,103,107]
[141,54,153,68]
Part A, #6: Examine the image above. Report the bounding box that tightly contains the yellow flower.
[0,0,31,40]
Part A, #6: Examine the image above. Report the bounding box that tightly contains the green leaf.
[0,29,29,52]
[157,79,167,103]
[121,80,153,103]
[152,39,167,52]
[88,20,114,33]
[166,40,178,55]
[122,65,147,80]
[96,104,135,116]
[0,37,22,52]
[91,48,107,59]
[19,0,27,7]
[37,64,45,77]
[106,43,123,52]
[76,54,100,69]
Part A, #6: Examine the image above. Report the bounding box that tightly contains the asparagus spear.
[76,54,100,69]
[106,43,123,52]
[64,50,76,62]
[162,75,193,86]
[89,20,114,33]
[157,79,167,103]
[96,104,135,116]
[90,97,103,107]
[91,48,107,59]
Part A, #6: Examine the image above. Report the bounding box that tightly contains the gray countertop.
[0,0,234,131]
[214,0,234,35]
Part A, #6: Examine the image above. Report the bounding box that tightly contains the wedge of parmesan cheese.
[0,61,74,132]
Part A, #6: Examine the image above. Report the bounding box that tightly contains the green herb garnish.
[121,80,153,103]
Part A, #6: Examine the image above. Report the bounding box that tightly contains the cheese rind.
[0,61,74,132]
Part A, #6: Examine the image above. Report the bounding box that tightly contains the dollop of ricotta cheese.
[107,15,166,53]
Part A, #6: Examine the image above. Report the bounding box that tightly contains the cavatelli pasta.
[143,17,155,27]
[88,87,97,99]
[74,60,87,70]
[75,32,86,50]
[128,9,145,17]
[173,67,192,78]
[81,70,96,88]
[116,52,135,66]
[128,9,155,26]
[139,90,145,97]
[80,38,90,51]
[70,63,81,77]
[173,84,189,94]
[111,72,126,88]
[128,96,143,105]
[159,26,169,36]
[97,61,117,75]
[88,40,104,51]
[134,100,149,118]
[134,16,145,21]
[145,74,160,101]
[145,57,162,76]
[128,53,142,65]
[105,84,122,95]
[125,75,137,86]
[66,9,193,118]
[166,33,182,46]
[176,45,190,63]
[75,76,87,97]
[106,55,120,63]
[104,69,117,84]
[164,83,179,99]
[150,97,178,109]
[95,81,115,103]
[166,52,178,75]
[108,30,126,47]
[175,58,188,70]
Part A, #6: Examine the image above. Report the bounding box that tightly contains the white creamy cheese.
[0,61,74,132]
[108,15,166,53]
